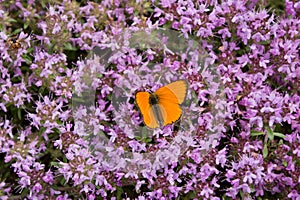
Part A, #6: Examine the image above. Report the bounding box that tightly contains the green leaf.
[140,136,152,144]
[39,127,46,134]
[8,18,18,23]
[21,187,30,197]
[11,75,22,83]
[60,177,66,185]
[250,131,264,136]
[273,132,286,139]
[41,0,46,8]
[21,66,31,73]
[24,22,29,29]
[21,54,32,64]
[26,47,34,53]
[266,127,274,141]
[63,154,68,163]
[263,143,268,158]
[4,170,10,179]
[52,184,58,190]
[181,191,196,199]
[12,28,21,35]
[239,191,245,198]
[64,42,77,51]
[50,161,60,167]
[134,136,141,140]
[278,139,284,145]
[116,187,123,200]
[17,108,22,120]
[282,160,288,167]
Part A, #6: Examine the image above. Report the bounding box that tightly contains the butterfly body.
[136,80,187,129]
[149,93,164,127]
[149,93,158,103]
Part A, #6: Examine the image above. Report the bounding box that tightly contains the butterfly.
[7,37,22,50]
[135,80,187,129]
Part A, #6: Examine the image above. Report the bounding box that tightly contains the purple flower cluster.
[0,0,299,199]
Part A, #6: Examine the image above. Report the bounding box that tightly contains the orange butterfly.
[135,80,187,129]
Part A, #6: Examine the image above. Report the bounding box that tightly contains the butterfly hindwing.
[159,101,182,126]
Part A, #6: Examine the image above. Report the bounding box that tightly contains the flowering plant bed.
[0,0,299,199]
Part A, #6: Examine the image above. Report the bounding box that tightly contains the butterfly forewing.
[136,92,159,128]
[163,80,187,104]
